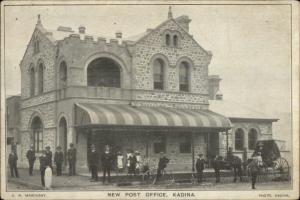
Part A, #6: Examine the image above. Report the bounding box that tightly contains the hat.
[198,154,203,157]
[70,143,74,147]
[45,146,50,149]
[56,146,62,150]
[135,151,140,154]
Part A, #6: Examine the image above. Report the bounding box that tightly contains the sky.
[3,4,292,148]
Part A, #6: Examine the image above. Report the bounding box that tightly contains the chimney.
[78,25,86,34]
[175,15,191,32]
[115,30,122,39]
[208,75,222,100]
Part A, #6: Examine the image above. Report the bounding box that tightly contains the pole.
[226,130,229,157]
[146,131,149,157]
[192,132,195,172]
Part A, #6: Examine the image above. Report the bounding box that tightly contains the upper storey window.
[179,62,189,92]
[153,59,165,90]
[38,63,44,94]
[165,34,171,46]
[163,31,181,48]
[29,65,35,96]
[87,57,121,88]
[173,35,178,47]
[59,61,67,88]
[33,39,40,54]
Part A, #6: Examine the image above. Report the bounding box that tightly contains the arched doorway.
[87,57,121,87]
[59,117,68,165]
[31,116,43,152]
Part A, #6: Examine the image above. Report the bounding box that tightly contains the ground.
[6,168,292,191]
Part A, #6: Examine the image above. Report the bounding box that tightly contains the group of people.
[8,143,77,187]
[9,143,264,189]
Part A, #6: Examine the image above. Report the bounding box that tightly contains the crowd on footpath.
[8,143,263,189]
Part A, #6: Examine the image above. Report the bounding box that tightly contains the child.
[117,151,124,174]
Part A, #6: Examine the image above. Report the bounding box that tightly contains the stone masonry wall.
[133,19,211,100]
[20,28,56,100]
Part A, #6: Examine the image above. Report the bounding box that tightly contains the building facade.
[17,9,277,172]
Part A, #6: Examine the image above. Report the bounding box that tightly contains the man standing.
[45,146,53,169]
[212,155,221,183]
[54,146,64,176]
[88,144,99,182]
[128,152,137,176]
[195,154,205,183]
[250,151,263,189]
[101,145,113,184]
[154,152,169,184]
[8,149,19,178]
[26,145,36,176]
[67,143,77,176]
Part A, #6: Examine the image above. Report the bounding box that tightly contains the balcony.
[57,86,209,106]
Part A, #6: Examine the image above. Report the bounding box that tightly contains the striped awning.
[75,103,231,129]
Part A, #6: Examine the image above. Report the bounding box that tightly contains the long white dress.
[44,166,52,189]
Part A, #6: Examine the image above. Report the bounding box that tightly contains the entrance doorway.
[59,117,68,165]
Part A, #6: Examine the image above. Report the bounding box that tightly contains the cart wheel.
[272,157,290,181]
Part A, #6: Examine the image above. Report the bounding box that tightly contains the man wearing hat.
[101,145,114,184]
[154,152,169,184]
[88,144,99,182]
[67,143,77,176]
[39,150,50,187]
[45,146,53,169]
[195,154,206,183]
[54,146,64,176]
[26,144,36,176]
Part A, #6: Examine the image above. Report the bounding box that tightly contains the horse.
[227,155,243,182]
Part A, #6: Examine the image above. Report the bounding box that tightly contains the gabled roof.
[209,100,278,122]
[123,16,211,56]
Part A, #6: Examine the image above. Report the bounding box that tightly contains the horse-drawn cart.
[247,139,290,181]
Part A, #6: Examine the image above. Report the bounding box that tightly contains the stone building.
[208,75,279,160]
[17,8,277,172]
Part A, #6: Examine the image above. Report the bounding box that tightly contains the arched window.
[38,63,44,94]
[235,128,244,150]
[59,61,67,88]
[173,35,178,47]
[31,117,43,152]
[179,62,189,92]
[153,59,164,90]
[165,34,170,46]
[248,129,258,150]
[29,66,35,96]
[87,57,121,88]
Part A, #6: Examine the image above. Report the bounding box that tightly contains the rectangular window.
[153,134,166,154]
[179,134,191,153]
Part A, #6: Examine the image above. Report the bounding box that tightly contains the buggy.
[246,139,290,181]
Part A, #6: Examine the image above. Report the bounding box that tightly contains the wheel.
[272,157,290,181]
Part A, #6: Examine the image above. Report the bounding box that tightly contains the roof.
[75,103,232,129]
[209,100,278,121]
[38,25,123,44]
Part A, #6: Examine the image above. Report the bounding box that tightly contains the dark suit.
[128,155,137,175]
[8,152,19,178]
[88,150,99,181]
[54,151,64,176]
[212,157,221,183]
[26,149,36,175]
[67,148,77,175]
[101,152,113,183]
[45,151,53,169]
[155,156,169,183]
[195,158,205,183]
[39,155,51,186]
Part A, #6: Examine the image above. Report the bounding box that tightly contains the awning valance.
[75,103,231,129]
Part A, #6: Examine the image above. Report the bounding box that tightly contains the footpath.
[7,168,250,190]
